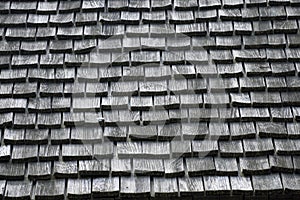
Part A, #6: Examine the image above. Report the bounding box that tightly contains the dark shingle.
[35,180,65,200]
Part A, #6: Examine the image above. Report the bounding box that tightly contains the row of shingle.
[2,0,300,14]
[1,34,300,54]
[0,51,300,70]
[1,152,300,178]
[1,119,300,140]
[1,7,300,27]
[1,173,298,199]
[0,20,298,40]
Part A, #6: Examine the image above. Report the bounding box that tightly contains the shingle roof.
[0,0,300,199]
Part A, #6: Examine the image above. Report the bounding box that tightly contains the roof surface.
[0,0,300,199]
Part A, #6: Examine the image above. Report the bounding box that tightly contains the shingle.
[266,77,287,91]
[13,113,36,129]
[79,159,110,177]
[0,2,10,14]
[28,162,51,180]
[219,9,242,21]
[192,140,218,156]
[234,21,252,35]
[117,142,142,158]
[253,21,273,35]
[168,11,194,24]
[62,144,93,161]
[223,0,244,8]
[0,162,25,180]
[73,97,100,112]
[259,6,287,20]
[282,174,300,194]
[244,35,268,49]
[267,49,287,62]
[257,122,288,138]
[0,14,27,27]
[219,140,243,157]
[27,14,49,27]
[244,62,271,76]
[6,27,37,40]
[3,129,25,145]
[139,80,168,96]
[25,129,48,145]
[203,176,231,195]
[286,6,300,19]
[12,55,39,68]
[203,93,230,108]
[230,93,251,107]
[27,97,51,113]
[67,179,91,199]
[240,156,270,175]
[174,0,198,10]
[209,78,239,92]
[28,68,55,82]
[52,97,71,112]
[154,95,180,110]
[210,50,234,64]
[37,113,61,129]
[240,77,265,92]
[144,66,171,81]
[120,177,151,197]
[0,113,13,128]
[39,145,60,161]
[49,40,73,54]
[129,0,150,11]
[182,123,208,140]
[0,40,20,55]
[281,92,300,106]
[121,11,140,24]
[35,180,65,200]
[214,158,238,175]
[127,24,150,37]
[0,99,27,113]
[133,158,164,176]
[11,2,36,13]
[13,82,37,98]
[53,161,78,178]
[199,0,222,9]
[186,157,215,176]
[57,27,83,40]
[243,138,274,156]
[111,158,131,176]
[236,106,268,122]
[273,20,298,34]
[131,51,160,65]
[49,13,74,27]
[269,155,294,172]
[40,83,64,97]
[195,10,218,22]
[187,79,207,93]
[189,108,219,122]
[209,21,233,36]
[142,110,169,125]
[252,174,283,194]
[71,127,102,144]
[153,178,178,197]
[230,176,253,195]
[82,0,105,12]
[158,124,181,141]
[58,1,81,13]
[12,145,38,162]
[5,181,32,199]
[150,24,175,37]
[219,108,240,122]
[92,177,119,198]
[129,125,157,141]
[37,1,58,14]
[152,0,172,10]
[76,12,98,26]
[180,94,203,107]
[40,54,64,67]
[275,139,300,155]
[171,140,192,157]
[287,123,300,138]
[251,92,282,107]
[141,37,166,50]
[164,158,184,177]
[169,109,189,123]
[103,126,127,141]
[142,11,166,23]
[178,177,204,196]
